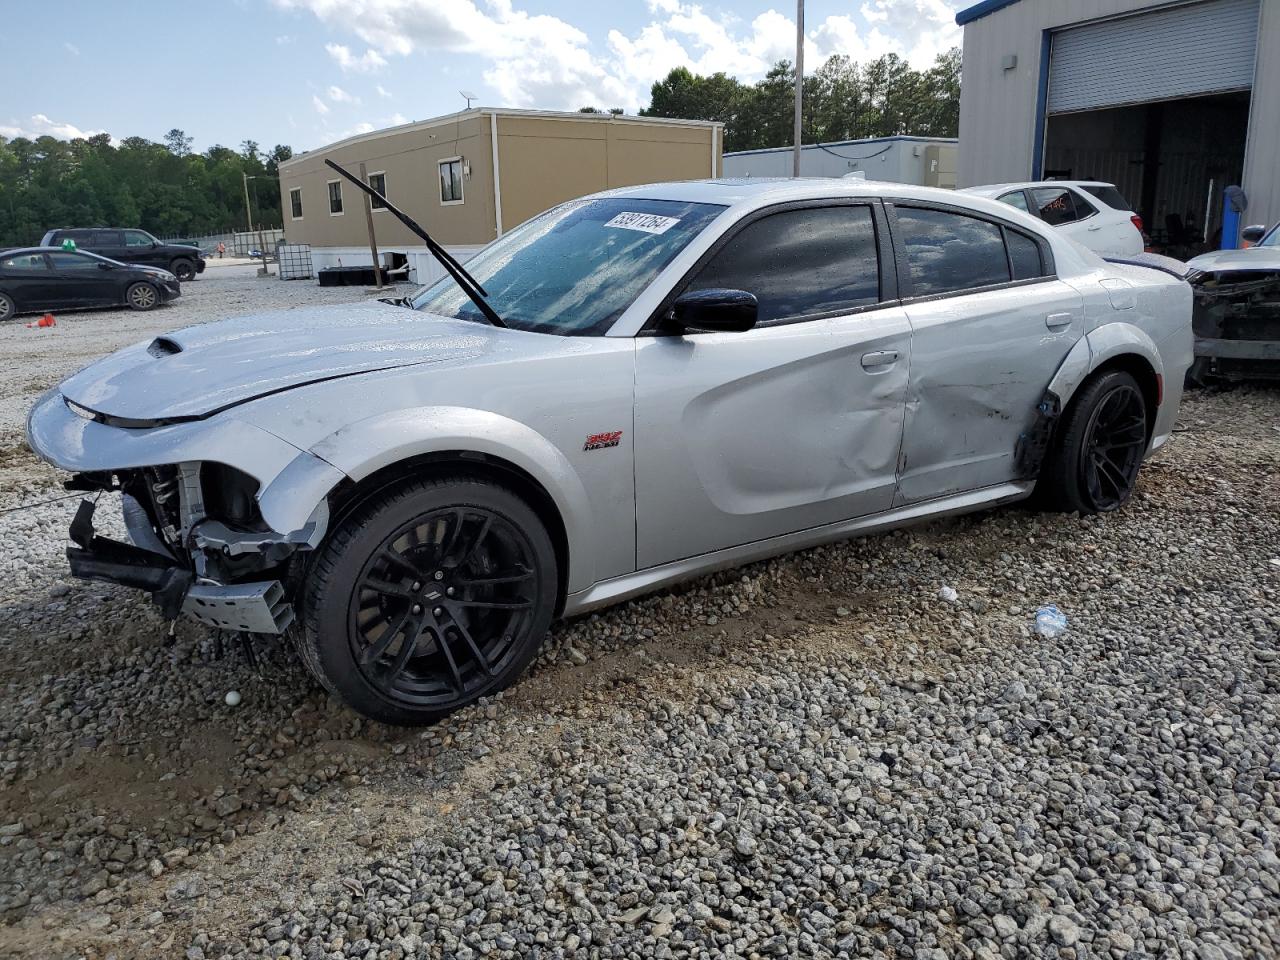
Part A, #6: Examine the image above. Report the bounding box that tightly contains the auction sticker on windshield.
[605,212,682,235]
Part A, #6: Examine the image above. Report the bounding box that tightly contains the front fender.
[308,407,596,592]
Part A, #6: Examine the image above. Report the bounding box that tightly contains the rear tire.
[0,292,14,323]
[125,282,159,311]
[1037,370,1149,514]
[170,258,195,282]
[299,476,557,725]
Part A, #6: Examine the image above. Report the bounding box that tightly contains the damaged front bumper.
[67,498,296,634]
[1190,273,1280,381]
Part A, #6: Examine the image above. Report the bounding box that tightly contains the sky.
[0,0,966,153]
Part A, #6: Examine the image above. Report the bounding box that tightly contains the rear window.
[1081,184,1132,212]
[896,207,1009,296]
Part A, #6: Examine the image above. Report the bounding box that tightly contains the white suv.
[961,181,1145,257]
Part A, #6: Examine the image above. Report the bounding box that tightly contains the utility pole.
[359,161,384,289]
[792,0,804,178]
[241,171,271,275]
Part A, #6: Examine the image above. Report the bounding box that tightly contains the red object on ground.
[25,313,57,329]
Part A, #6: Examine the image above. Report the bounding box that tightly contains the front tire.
[1037,370,1149,514]
[170,258,195,281]
[300,477,557,725]
[125,282,159,311]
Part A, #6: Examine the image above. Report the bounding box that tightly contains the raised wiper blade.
[324,158,506,328]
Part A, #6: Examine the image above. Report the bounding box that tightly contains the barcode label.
[605,212,681,235]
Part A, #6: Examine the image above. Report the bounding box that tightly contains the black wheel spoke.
[449,598,532,611]
[435,624,465,691]
[437,509,467,564]
[381,548,428,580]
[362,577,416,600]
[449,515,492,569]
[360,610,413,666]
[446,615,497,677]
[455,566,533,587]
[383,620,427,683]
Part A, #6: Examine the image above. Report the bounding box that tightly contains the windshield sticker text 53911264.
[604,212,682,235]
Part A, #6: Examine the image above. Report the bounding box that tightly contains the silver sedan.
[27,178,1193,724]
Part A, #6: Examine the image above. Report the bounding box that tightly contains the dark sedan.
[0,247,181,322]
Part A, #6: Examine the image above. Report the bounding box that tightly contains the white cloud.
[276,34,294,45]
[0,113,106,141]
[376,84,392,98]
[388,112,408,125]
[327,85,359,104]
[325,42,387,72]
[275,0,962,113]
[311,94,330,116]
[64,42,80,56]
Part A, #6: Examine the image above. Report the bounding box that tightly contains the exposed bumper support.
[1194,336,1280,360]
[65,499,294,633]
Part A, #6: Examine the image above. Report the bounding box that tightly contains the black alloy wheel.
[1080,381,1147,511]
[171,259,195,281]
[300,477,557,725]
[1037,369,1150,514]
[350,507,536,708]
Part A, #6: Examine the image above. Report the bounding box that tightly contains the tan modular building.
[278,108,723,282]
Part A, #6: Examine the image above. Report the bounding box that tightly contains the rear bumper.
[1195,336,1280,360]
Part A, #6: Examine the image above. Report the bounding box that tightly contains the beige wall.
[279,114,495,248]
[279,111,721,249]
[495,116,718,231]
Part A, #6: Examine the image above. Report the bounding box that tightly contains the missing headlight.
[201,463,263,529]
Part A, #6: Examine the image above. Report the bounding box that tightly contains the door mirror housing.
[670,288,758,333]
[1241,224,1267,244]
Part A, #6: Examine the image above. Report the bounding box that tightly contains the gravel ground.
[0,272,1277,959]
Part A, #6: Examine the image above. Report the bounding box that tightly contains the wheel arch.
[323,450,572,615]
[1048,323,1164,431]
[306,407,596,608]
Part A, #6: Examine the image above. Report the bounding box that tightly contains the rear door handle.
[1045,312,1073,330]
[861,350,899,369]
[1087,225,1103,232]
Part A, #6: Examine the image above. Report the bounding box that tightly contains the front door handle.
[861,350,900,369]
[1045,312,1073,330]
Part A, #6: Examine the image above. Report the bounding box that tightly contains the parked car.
[38,227,206,281]
[1184,223,1280,384]
[26,178,1192,724]
[0,247,180,321]
[960,181,1145,257]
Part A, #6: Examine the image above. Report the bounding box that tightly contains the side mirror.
[1241,224,1267,244]
[670,288,758,333]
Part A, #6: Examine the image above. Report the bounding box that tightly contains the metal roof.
[279,107,723,170]
[724,135,957,158]
[955,0,1024,26]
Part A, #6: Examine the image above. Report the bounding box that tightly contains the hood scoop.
[147,337,183,358]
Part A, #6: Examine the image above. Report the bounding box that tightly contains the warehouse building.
[955,0,1280,248]
[722,136,957,186]
[278,108,723,282]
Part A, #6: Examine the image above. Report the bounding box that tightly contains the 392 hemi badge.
[583,430,623,451]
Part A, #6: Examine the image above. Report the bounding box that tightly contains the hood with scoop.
[59,300,503,422]
[1187,246,1280,275]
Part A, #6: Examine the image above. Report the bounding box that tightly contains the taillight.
[1131,215,1144,234]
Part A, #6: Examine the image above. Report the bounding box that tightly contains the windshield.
[411,197,726,335]
[1260,225,1280,247]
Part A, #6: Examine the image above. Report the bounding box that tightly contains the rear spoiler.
[1102,251,1192,280]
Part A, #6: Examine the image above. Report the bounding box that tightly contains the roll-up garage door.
[1048,0,1259,114]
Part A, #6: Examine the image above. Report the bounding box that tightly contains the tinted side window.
[1082,184,1131,211]
[998,191,1030,213]
[1033,188,1090,226]
[1006,229,1046,280]
[896,207,1009,297]
[1,253,48,271]
[48,252,99,270]
[94,231,124,245]
[686,205,880,324]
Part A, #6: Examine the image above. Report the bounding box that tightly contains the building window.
[289,187,303,220]
[439,158,463,205]
[368,172,387,211]
[328,180,343,216]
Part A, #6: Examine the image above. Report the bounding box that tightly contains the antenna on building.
[460,90,478,110]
